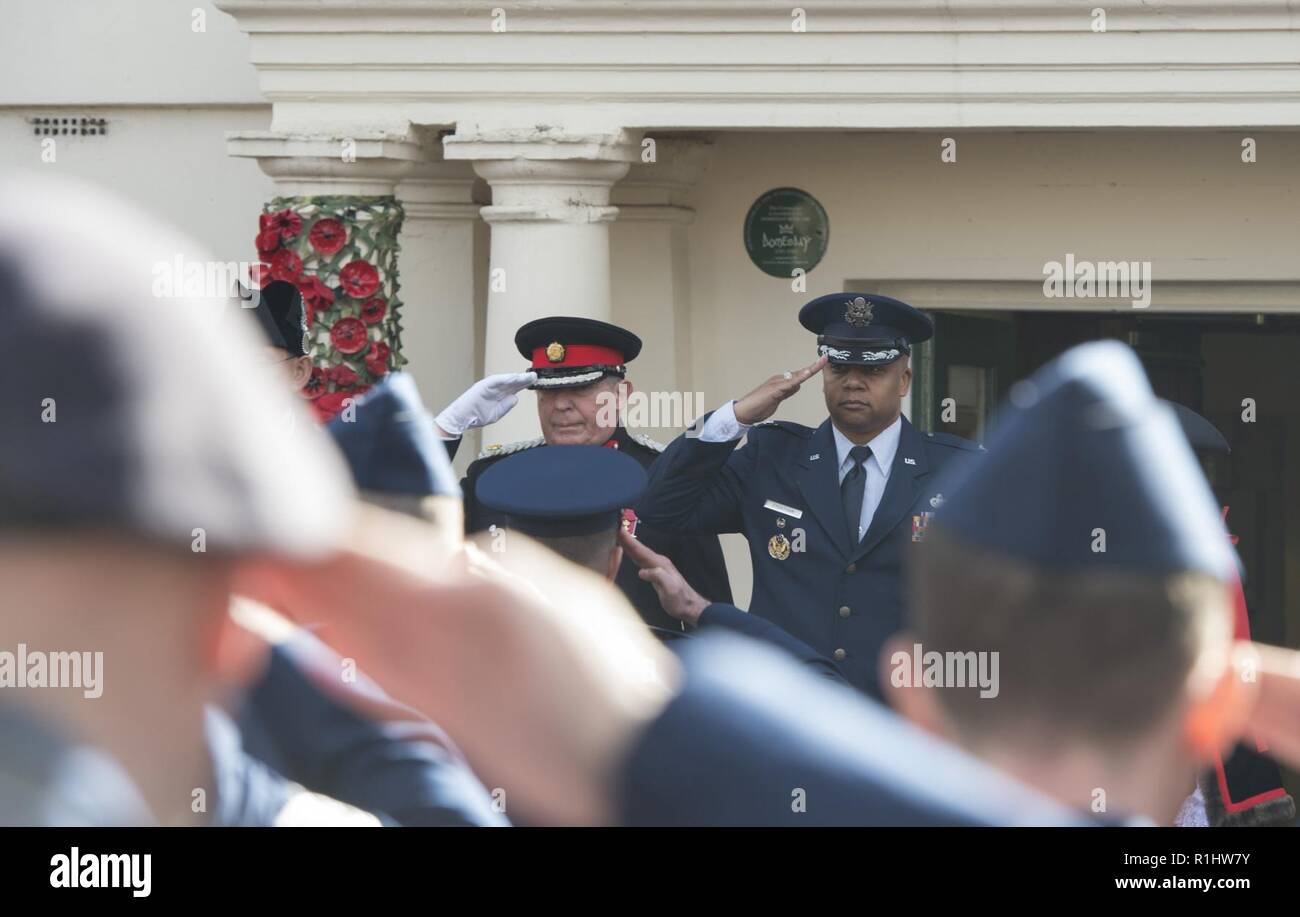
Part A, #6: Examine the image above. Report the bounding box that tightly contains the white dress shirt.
[697,402,903,541]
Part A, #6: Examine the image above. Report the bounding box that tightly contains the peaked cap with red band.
[514,316,643,390]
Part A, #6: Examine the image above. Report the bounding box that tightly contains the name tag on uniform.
[763,499,803,519]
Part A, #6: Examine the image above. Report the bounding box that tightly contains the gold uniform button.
[845,563,857,574]
[838,605,851,618]
[833,648,847,662]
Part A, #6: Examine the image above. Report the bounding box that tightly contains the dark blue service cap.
[326,374,460,499]
[798,293,934,366]
[245,280,310,358]
[477,445,647,537]
[933,341,1236,579]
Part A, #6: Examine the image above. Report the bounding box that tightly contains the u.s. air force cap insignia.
[799,292,933,367]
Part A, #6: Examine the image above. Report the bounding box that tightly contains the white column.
[610,135,713,443]
[393,142,482,430]
[444,129,638,444]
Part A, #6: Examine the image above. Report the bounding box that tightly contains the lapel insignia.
[768,534,791,560]
[903,457,917,466]
[929,493,945,509]
[911,512,934,543]
[809,453,820,461]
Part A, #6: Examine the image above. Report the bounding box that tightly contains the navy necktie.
[841,445,872,543]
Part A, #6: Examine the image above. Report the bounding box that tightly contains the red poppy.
[330,317,369,354]
[308,218,347,257]
[314,388,370,421]
[264,208,303,241]
[339,260,380,299]
[303,366,326,400]
[249,262,272,288]
[359,297,387,325]
[269,249,303,283]
[297,276,335,319]
[327,364,360,388]
[365,340,391,377]
[255,229,281,258]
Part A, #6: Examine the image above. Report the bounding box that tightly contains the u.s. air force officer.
[637,293,980,696]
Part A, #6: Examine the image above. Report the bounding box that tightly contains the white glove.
[434,371,538,438]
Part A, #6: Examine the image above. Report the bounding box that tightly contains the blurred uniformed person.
[435,316,733,632]
[477,444,844,680]
[889,342,1254,825]
[638,293,979,696]
[236,374,507,826]
[0,172,373,825]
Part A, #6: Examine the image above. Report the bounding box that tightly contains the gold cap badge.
[545,342,566,363]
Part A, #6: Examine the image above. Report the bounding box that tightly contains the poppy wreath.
[253,196,407,421]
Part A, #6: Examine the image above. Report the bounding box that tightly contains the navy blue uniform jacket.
[638,413,980,696]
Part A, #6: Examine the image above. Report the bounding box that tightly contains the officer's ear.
[880,632,956,740]
[897,358,913,397]
[288,355,314,390]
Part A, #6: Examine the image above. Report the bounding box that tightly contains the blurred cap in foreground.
[0,172,352,557]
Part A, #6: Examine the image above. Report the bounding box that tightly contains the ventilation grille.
[30,117,108,137]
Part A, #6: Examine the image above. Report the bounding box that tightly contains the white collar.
[832,414,903,476]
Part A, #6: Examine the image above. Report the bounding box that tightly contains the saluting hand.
[618,527,710,625]
[434,371,539,438]
[732,355,828,426]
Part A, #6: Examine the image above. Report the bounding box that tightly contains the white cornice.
[215,1,1300,131]
[214,1,1300,32]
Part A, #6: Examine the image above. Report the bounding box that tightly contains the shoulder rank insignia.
[477,436,545,460]
[631,432,666,452]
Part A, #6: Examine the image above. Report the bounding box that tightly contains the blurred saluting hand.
[1243,643,1300,770]
[233,504,678,826]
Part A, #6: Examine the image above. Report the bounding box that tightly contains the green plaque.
[743,187,829,278]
